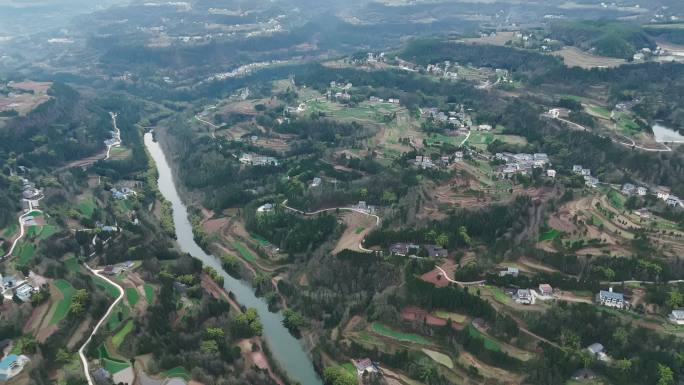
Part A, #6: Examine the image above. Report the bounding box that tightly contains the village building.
[636,186,647,196]
[499,267,519,277]
[0,355,30,381]
[425,244,448,258]
[572,165,583,173]
[621,183,636,195]
[547,169,556,178]
[596,288,625,309]
[572,369,596,382]
[352,358,379,377]
[516,289,533,305]
[538,284,553,297]
[310,177,322,188]
[669,309,684,325]
[634,208,651,219]
[257,203,275,214]
[666,195,682,208]
[586,343,609,361]
[389,243,419,256]
[585,176,599,188]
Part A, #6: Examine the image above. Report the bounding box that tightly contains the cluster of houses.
[1,271,45,302]
[420,107,472,129]
[239,153,279,166]
[495,152,550,177]
[425,61,459,81]
[111,187,135,200]
[21,179,41,201]
[572,165,600,188]
[102,261,135,276]
[509,284,554,305]
[621,183,683,208]
[369,96,400,105]
[415,151,467,170]
[389,243,447,258]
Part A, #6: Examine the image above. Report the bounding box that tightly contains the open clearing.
[422,348,454,368]
[554,47,626,69]
[332,211,375,254]
[144,284,155,303]
[0,81,52,115]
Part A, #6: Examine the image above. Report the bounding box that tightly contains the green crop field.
[341,362,356,376]
[65,257,81,273]
[144,284,155,303]
[163,366,191,380]
[38,225,57,240]
[589,106,612,119]
[78,198,96,218]
[592,214,604,227]
[607,190,625,209]
[435,311,467,323]
[112,320,134,347]
[233,242,256,262]
[486,285,510,303]
[94,276,120,298]
[468,326,501,352]
[371,323,430,344]
[107,303,130,331]
[126,288,140,306]
[14,242,36,266]
[50,280,76,325]
[99,345,130,374]
[355,226,365,234]
[539,229,562,242]
[250,233,270,246]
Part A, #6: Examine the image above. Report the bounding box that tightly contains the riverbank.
[144,132,323,385]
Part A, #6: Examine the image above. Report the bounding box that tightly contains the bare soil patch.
[332,211,375,254]
[554,47,627,69]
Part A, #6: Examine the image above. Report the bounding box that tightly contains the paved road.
[78,264,125,385]
[2,198,43,260]
[104,112,122,160]
[552,116,672,152]
[434,265,486,287]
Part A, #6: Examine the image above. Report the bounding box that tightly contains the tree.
[200,340,219,354]
[657,364,674,385]
[666,290,683,310]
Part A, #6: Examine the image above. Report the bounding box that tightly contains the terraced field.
[49,280,75,325]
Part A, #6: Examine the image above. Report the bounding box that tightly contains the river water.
[652,123,684,143]
[144,133,322,385]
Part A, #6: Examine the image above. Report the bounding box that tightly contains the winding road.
[550,115,673,152]
[104,112,122,161]
[2,198,43,260]
[280,200,381,253]
[434,265,486,287]
[78,264,125,385]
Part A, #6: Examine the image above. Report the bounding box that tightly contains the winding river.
[144,133,322,385]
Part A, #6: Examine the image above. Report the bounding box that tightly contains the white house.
[352,358,378,377]
[499,267,519,277]
[669,309,684,325]
[516,289,533,305]
[586,343,609,361]
[636,186,647,196]
[538,284,553,297]
[547,169,556,178]
[257,203,275,213]
[596,288,625,309]
[0,355,30,381]
[621,183,636,195]
[572,165,583,173]
[310,177,322,188]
